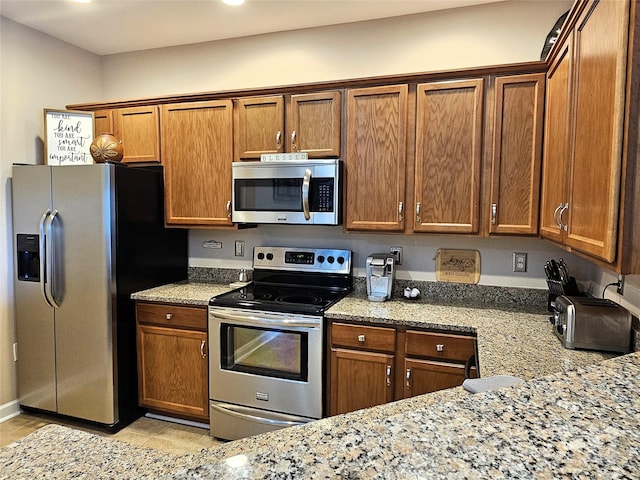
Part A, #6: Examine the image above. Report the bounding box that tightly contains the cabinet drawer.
[331,322,396,353]
[136,302,206,330]
[405,330,475,362]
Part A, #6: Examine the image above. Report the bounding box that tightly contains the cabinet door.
[161,100,234,226]
[566,0,629,262]
[489,73,545,235]
[329,348,394,416]
[113,106,160,163]
[137,324,209,421]
[345,85,408,231]
[93,109,113,137]
[414,79,483,233]
[234,95,284,161]
[287,91,341,157]
[540,39,573,244]
[403,359,468,398]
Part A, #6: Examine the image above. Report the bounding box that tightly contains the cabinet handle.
[386,365,392,387]
[166,313,173,320]
[559,203,569,231]
[415,202,421,223]
[200,340,207,358]
[406,368,411,390]
[226,200,232,218]
[275,131,282,152]
[357,334,365,343]
[553,203,563,228]
[398,202,403,223]
[291,131,297,151]
[436,344,444,352]
[491,203,497,225]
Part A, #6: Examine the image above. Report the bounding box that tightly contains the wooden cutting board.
[435,249,480,284]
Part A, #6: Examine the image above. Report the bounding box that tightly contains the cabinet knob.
[436,344,444,352]
[166,313,173,320]
[291,130,297,151]
[406,368,411,390]
[491,203,497,225]
[386,365,392,387]
[357,334,366,342]
[415,202,421,223]
[275,130,282,151]
[398,201,403,223]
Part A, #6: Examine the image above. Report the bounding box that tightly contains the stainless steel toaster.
[551,296,632,353]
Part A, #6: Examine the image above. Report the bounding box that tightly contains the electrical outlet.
[235,240,245,257]
[390,246,403,265]
[513,252,527,272]
[617,274,625,295]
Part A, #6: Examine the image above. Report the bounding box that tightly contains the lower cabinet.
[328,321,477,416]
[136,302,209,422]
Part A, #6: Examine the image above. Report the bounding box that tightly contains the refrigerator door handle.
[39,210,53,307]
[43,209,61,308]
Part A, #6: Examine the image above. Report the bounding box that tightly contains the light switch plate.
[513,252,527,272]
[235,240,245,257]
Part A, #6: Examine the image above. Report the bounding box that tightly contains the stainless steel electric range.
[208,246,352,440]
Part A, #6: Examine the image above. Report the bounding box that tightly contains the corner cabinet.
[160,100,234,227]
[234,91,341,161]
[413,79,484,234]
[344,85,408,232]
[328,321,477,416]
[488,73,545,235]
[541,0,630,263]
[136,302,209,422]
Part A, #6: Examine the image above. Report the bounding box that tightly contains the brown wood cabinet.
[344,85,408,232]
[113,106,161,164]
[328,321,477,416]
[541,0,630,263]
[234,91,341,161]
[160,100,234,227]
[488,73,545,235]
[136,302,209,422]
[93,109,113,137]
[414,79,484,234]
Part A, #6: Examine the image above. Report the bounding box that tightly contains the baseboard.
[0,400,21,423]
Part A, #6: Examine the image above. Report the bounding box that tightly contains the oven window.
[220,324,308,382]
[234,178,302,212]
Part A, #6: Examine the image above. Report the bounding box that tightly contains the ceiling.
[0,0,505,56]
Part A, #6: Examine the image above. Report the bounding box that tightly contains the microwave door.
[302,169,312,221]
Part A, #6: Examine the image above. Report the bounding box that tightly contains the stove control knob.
[317,255,325,263]
[266,253,274,261]
[257,252,265,260]
[327,256,335,264]
[337,256,345,264]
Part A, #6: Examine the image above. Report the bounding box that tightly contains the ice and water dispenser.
[16,234,40,282]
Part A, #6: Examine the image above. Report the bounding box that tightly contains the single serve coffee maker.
[366,253,396,302]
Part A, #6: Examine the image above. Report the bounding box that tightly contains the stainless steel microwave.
[232,159,342,225]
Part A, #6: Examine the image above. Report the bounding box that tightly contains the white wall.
[0,17,102,412]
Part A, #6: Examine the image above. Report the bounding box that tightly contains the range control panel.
[253,246,351,274]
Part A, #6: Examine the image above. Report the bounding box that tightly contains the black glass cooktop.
[209,283,350,315]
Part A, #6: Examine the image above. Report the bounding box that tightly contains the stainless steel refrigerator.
[12,163,188,430]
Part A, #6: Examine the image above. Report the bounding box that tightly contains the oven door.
[208,306,323,420]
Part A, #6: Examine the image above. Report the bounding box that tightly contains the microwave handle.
[302,168,312,221]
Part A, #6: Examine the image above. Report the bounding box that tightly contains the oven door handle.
[211,310,321,328]
[211,402,309,427]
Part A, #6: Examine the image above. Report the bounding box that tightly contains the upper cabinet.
[160,100,234,227]
[488,73,545,235]
[234,91,341,161]
[413,79,484,234]
[93,109,114,137]
[541,0,630,263]
[344,85,408,232]
[113,106,161,164]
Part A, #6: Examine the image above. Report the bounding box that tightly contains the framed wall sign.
[44,109,95,165]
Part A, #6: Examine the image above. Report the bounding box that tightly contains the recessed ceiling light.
[71,0,92,3]
[222,0,245,5]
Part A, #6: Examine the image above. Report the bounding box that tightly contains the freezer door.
[12,166,57,412]
[51,165,117,424]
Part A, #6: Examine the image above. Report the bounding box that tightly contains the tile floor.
[0,412,225,455]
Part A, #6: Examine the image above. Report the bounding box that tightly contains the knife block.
[546,277,581,311]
